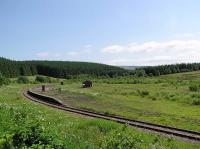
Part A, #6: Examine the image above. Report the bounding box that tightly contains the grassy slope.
[0,84,199,147]
[36,71,200,132]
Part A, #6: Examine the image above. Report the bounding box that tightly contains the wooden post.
[42,85,45,92]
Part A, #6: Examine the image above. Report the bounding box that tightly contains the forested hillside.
[0,57,125,78]
[2,57,200,78]
[137,63,200,76]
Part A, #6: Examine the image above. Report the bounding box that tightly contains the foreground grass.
[0,84,199,148]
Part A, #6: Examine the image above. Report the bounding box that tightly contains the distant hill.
[119,66,143,70]
[0,57,126,78]
[136,63,200,76]
[121,63,200,77]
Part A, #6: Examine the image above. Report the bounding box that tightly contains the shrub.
[12,121,53,148]
[17,76,29,84]
[148,73,154,77]
[129,80,141,84]
[0,105,66,148]
[58,87,62,93]
[150,96,157,101]
[0,73,10,86]
[35,76,53,83]
[192,99,200,105]
[35,76,46,83]
[46,76,52,83]
[135,69,146,77]
[191,94,200,98]
[65,75,72,79]
[141,91,149,96]
[0,134,13,149]
[189,85,198,92]
[101,126,143,149]
[137,90,149,96]
[35,76,59,83]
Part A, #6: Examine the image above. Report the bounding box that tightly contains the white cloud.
[102,45,124,53]
[101,40,200,54]
[36,52,49,58]
[34,39,200,66]
[101,39,200,65]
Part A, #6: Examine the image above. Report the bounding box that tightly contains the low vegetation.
[37,71,200,132]
[0,73,10,86]
[17,76,29,84]
[1,85,199,148]
[189,84,199,92]
[1,68,200,148]
[35,75,50,83]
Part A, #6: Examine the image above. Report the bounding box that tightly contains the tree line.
[1,57,200,78]
[0,57,126,78]
[136,63,200,76]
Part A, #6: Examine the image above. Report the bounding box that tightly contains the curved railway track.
[23,88,200,142]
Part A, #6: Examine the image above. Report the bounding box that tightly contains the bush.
[101,126,143,149]
[46,76,52,83]
[129,80,141,84]
[135,69,146,77]
[17,76,29,84]
[141,91,149,96]
[35,76,46,83]
[192,99,200,105]
[189,85,198,92]
[35,76,58,83]
[0,134,13,149]
[150,96,157,101]
[12,121,53,148]
[35,76,51,83]
[0,73,10,86]
[65,75,72,79]
[0,104,66,148]
[191,94,200,98]
[137,90,149,96]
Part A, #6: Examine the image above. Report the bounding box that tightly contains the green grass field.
[36,71,200,133]
[1,72,200,148]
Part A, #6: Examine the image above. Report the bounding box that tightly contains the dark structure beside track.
[82,80,92,88]
[27,90,63,105]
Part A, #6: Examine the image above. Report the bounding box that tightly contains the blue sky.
[1,0,200,66]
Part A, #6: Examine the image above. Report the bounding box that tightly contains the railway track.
[23,89,200,142]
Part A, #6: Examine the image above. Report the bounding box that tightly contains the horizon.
[1,0,200,66]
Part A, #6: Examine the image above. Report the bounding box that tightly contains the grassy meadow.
[0,73,200,148]
[36,71,200,132]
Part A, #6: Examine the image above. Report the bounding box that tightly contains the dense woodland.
[137,63,200,76]
[0,57,125,78]
[2,57,200,78]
